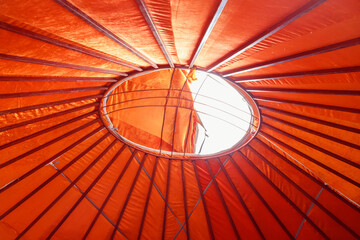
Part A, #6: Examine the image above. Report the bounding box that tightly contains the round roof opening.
[101,68,260,159]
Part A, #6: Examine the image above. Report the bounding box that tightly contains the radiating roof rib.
[189,0,228,68]
[208,0,326,72]
[0,129,108,229]
[251,139,360,239]
[247,88,360,96]
[259,129,360,188]
[111,153,148,239]
[205,159,241,240]
[0,94,102,115]
[216,157,266,240]
[135,0,174,68]
[262,114,360,151]
[192,160,215,240]
[223,38,360,77]
[137,157,159,240]
[161,159,172,240]
[262,122,360,172]
[0,53,128,76]
[0,21,142,71]
[254,96,360,113]
[16,132,113,239]
[228,155,294,239]
[234,66,360,83]
[54,0,157,68]
[180,160,190,240]
[46,139,120,239]
[0,118,101,194]
[259,105,360,134]
[239,149,330,239]
[0,103,99,137]
[83,148,137,239]
[256,135,360,211]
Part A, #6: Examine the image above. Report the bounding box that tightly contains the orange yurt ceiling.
[0,0,360,239]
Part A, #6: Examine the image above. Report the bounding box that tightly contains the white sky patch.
[188,71,252,155]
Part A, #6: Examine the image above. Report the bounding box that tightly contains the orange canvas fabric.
[0,0,360,239]
[106,68,199,154]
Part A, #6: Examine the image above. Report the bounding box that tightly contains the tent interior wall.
[0,0,359,239]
